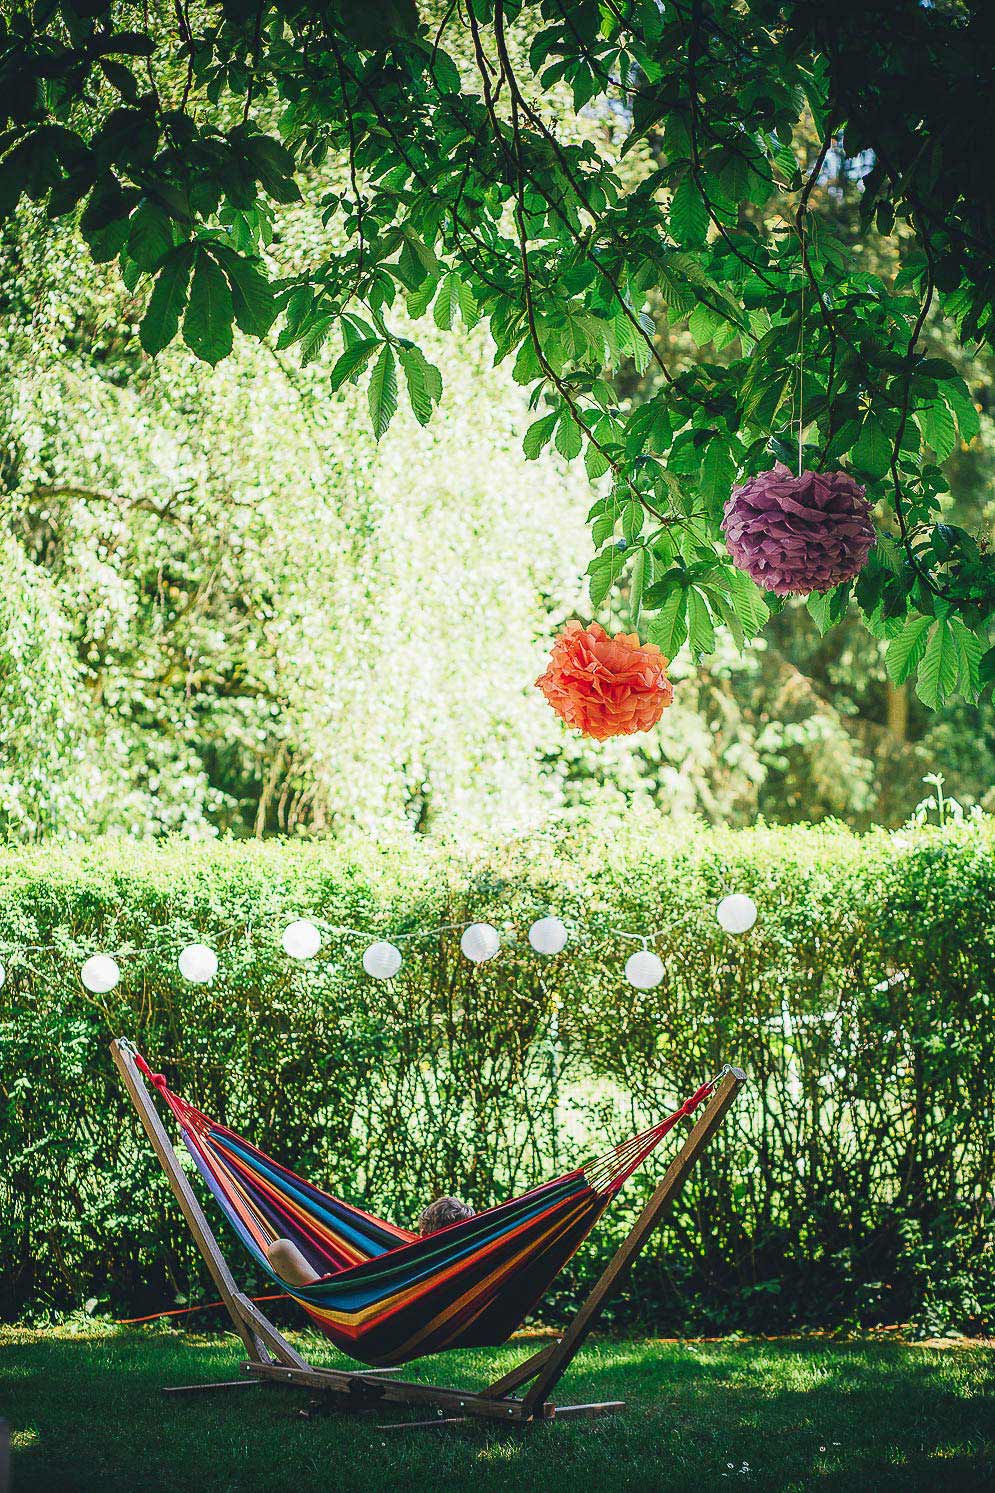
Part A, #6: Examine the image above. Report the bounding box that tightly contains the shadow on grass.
[1,1327,992,1492]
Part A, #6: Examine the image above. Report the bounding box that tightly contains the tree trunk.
[886,681,908,744]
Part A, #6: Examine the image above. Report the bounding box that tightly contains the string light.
[528,916,568,955]
[460,923,500,963]
[80,954,120,994]
[281,919,321,960]
[362,940,402,980]
[625,949,664,990]
[178,944,218,983]
[716,894,757,935]
[0,901,763,989]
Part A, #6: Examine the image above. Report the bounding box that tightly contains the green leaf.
[687,587,715,656]
[243,133,301,203]
[942,380,980,444]
[805,592,833,635]
[554,412,583,461]
[872,532,903,575]
[456,278,479,330]
[127,201,173,272]
[699,439,736,506]
[703,586,745,650]
[726,569,770,637]
[329,337,379,391]
[913,401,956,462]
[915,619,959,708]
[275,286,313,348]
[80,172,135,261]
[980,645,995,691]
[512,337,541,385]
[398,344,441,426]
[771,137,799,184]
[367,344,398,440]
[81,172,126,233]
[585,443,611,480]
[396,236,428,292]
[630,547,649,626]
[588,547,624,609]
[433,273,457,331]
[886,614,931,685]
[950,617,981,698]
[218,252,276,338]
[851,415,893,480]
[103,31,156,57]
[669,176,708,248]
[523,412,557,459]
[3,127,72,209]
[592,512,615,548]
[429,47,461,95]
[98,58,141,104]
[139,245,193,356]
[687,303,723,347]
[646,583,688,658]
[622,500,643,543]
[806,586,849,635]
[120,251,142,292]
[405,273,436,318]
[182,249,234,365]
[297,314,335,366]
[242,134,297,180]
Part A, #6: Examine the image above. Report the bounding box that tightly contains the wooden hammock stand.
[112,1038,745,1429]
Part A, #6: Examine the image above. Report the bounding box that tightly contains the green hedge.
[1,819,993,1335]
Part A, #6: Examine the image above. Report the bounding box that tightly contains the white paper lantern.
[362,940,402,980]
[81,954,120,994]
[281,919,321,960]
[716,894,757,935]
[178,943,218,983]
[460,922,500,964]
[528,916,568,956]
[625,949,664,990]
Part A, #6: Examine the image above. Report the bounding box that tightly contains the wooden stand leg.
[521,1066,746,1419]
[483,1342,556,1398]
[111,1038,301,1373]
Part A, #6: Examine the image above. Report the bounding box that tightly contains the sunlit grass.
[0,1324,992,1491]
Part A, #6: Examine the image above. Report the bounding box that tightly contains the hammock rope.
[117,1292,289,1325]
[130,1050,718,1367]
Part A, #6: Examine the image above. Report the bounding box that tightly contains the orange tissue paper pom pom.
[535,622,674,741]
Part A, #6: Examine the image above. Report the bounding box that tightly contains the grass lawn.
[1,1324,993,1491]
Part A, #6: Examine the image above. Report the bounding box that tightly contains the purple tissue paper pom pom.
[721,462,875,596]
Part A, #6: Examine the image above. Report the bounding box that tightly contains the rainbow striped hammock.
[125,1048,721,1370]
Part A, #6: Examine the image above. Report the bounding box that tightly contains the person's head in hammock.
[265,1197,475,1287]
[418,1195,475,1236]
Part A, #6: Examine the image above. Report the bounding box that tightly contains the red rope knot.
[678,1080,715,1121]
[133,1052,169,1094]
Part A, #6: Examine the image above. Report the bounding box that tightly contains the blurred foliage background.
[1,123,993,845]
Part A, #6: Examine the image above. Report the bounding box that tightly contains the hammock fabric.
[133,1053,715,1367]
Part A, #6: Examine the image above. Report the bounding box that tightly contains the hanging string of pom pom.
[797,272,806,478]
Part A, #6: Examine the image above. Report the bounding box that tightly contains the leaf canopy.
[3,0,993,704]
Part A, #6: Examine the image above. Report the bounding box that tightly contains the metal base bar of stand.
[378,1399,625,1432]
[163,1378,261,1395]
